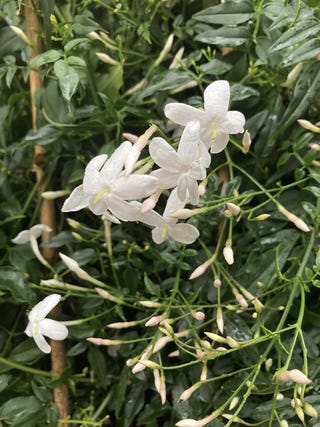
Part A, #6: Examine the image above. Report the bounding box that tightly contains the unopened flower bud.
[95,52,118,65]
[191,311,205,321]
[168,350,179,357]
[179,384,200,402]
[250,213,271,221]
[154,33,174,67]
[235,293,248,308]
[281,63,303,88]
[226,335,240,348]
[10,25,32,45]
[139,300,162,308]
[276,369,312,385]
[311,160,320,167]
[303,401,318,418]
[189,259,211,280]
[223,245,234,265]
[242,130,251,153]
[216,307,224,334]
[276,393,284,401]
[169,46,184,69]
[279,420,289,427]
[309,143,320,152]
[265,358,273,372]
[213,278,221,288]
[226,202,241,216]
[107,321,139,329]
[297,119,320,133]
[41,190,69,199]
[204,332,226,343]
[229,396,240,410]
[145,315,164,327]
[295,405,305,423]
[87,337,122,346]
[198,180,207,196]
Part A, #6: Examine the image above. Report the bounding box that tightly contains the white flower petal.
[82,154,108,194]
[204,80,230,118]
[177,120,200,165]
[186,176,200,205]
[107,196,141,221]
[220,111,245,134]
[12,230,31,244]
[164,103,206,126]
[209,132,229,153]
[150,169,179,189]
[62,185,91,212]
[39,319,68,340]
[198,142,211,169]
[177,175,188,201]
[101,141,132,182]
[33,330,52,353]
[25,321,33,337]
[168,223,199,244]
[113,175,158,200]
[149,137,181,171]
[131,201,164,227]
[59,252,80,272]
[30,224,52,237]
[28,294,61,322]
[152,226,167,244]
[163,188,186,217]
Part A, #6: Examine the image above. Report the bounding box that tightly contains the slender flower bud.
[303,401,318,418]
[138,360,161,369]
[87,31,102,41]
[171,207,206,219]
[311,160,320,167]
[10,25,32,46]
[169,46,184,69]
[125,124,158,174]
[277,204,310,232]
[235,293,248,308]
[282,63,303,88]
[216,307,224,334]
[226,335,240,348]
[145,315,164,327]
[179,384,200,402]
[250,213,271,221]
[95,287,123,304]
[141,190,161,213]
[87,337,122,346]
[229,396,240,410]
[95,52,118,65]
[139,300,162,308]
[122,132,139,143]
[298,119,320,133]
[276,369,312,385]
[226,202,241,216]
[154,33,174,67]
[41,190,69,199]
[153,369,161,393]
[168,350,179,357]
[204,332,226,343]
[191,311,205,321]
[170,80,198,94]
[223,245,234,265]
[242,130,251,153]
[175,411,219,427]
[189,259,212,280]
[107,320,139,329]
[59,252,91,281]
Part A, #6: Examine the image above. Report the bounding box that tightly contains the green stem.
[0,356,52,377]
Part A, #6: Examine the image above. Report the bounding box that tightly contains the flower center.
[211,123,217,140]
[161,223,169,238]
[93,187,110,204]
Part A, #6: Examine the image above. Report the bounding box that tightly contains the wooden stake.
[25,1,70,425]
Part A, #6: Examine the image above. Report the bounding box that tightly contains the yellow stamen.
[93,189,109,204]
[161,224,168,238]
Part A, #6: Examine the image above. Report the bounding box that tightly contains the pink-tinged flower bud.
[95,287,123,304]
[159,380,166,405]
[122,132,139,143]
[191,311,205,321]
[309,143,320,152]
[179,384,200,402]
[297,119,320,133]
[216,307,224,334]
[153,369,161,393]
[242,130,251,153]
[145,315,164,327]
[223,245,234,265]
[229,396,240,410]
[277,204,310,232]
[303,401,318,418]
[86,337,122,346]
[198,180,207,196]
[235,293,248,308]
[107,321,139,329]
[141,190,161,213]
[175,411,219,427]
[171,207,206,219]
[189,259,211,280]
[213,278,221,288]
[132,362,146,374]
[276,369,312,385]
[226,202,241,216]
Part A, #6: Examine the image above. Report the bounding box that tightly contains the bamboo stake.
[25,1,70,425]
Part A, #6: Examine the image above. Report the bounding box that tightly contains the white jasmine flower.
[25,294,68,354]
[133,189,199,244]
[12,224,52,267]
[62,141,158,222]
[150,120,210,204]
[165,80,245,153]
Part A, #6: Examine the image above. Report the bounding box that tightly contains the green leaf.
[281,38,320,66]
[0,269,35,303]
[193,0,253,25]
[0,374,11,392]
[194,26,250,47]
[9,340,43,365]
[101,64,123,101]
[143,273,160,296]
[53,59,80,102]
[230,84,260,101]
[0,396,44,426]
[24,125,62,146]
[31,50,63,68]
[200,59,233,76]
[270,20,320,52]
